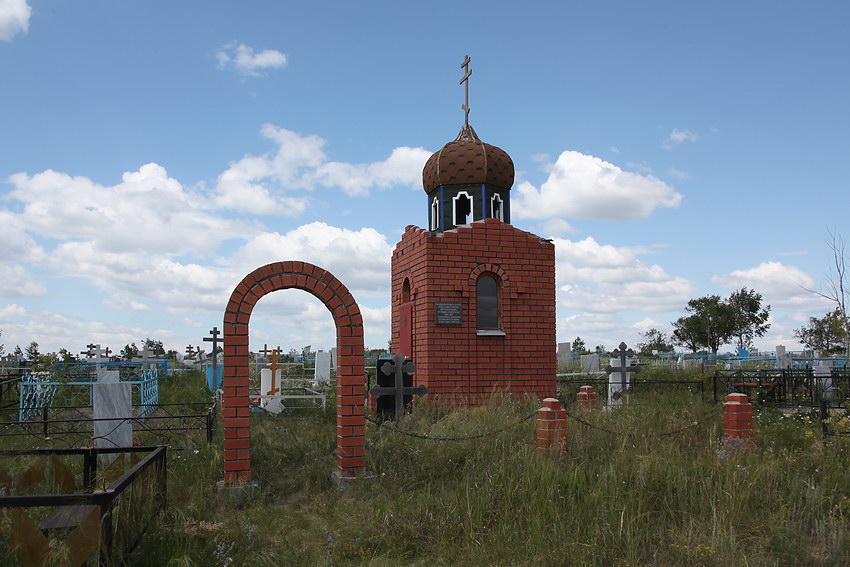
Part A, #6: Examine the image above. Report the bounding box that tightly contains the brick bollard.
[722,393,755,445]
[576,385,598,408]
[536,397,568,454]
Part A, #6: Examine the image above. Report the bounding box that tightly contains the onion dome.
[422,124,515,194]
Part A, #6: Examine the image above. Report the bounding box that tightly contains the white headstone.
[259,367,284,414]
[314,350,331,385]
[607,357,629,406]
[580,354,599,373]
[814,365,836,398]
[775,345,792,370]
[93,377,133,453]
[330,347,338,369]
[557,343,572,364]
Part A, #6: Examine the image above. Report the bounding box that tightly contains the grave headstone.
[259,349,285,415]
[605,342,640,406]
[775,345,792,370]
[314,350,331,386]
[330,347,338,370]
[369,353,427,421]
[814,365,836,399]
[93,366,133,457]
[580,354,599,373]
[557,342,571,365]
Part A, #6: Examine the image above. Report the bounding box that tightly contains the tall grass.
[118,374,850,565]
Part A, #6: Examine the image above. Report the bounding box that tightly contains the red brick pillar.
[722,393,754,445]
[536,397,567,454]
[576,385,598,408]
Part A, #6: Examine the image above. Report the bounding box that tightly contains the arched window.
[402,278,411,304]
[453,191,473,226]
[490,193,504,222]
[430,196,440,231]
[476,274,499,329]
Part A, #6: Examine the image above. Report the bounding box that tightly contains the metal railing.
[0,445,167,566]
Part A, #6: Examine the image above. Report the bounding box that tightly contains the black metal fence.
[557,378,705,404]
[713,369,850,406]
[0,376,20,409]
[0,445,167,566]
[0,401,216,449]
[820,398,850,437]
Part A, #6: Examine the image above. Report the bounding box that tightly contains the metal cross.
[258,344,272,358]
[369,353,427,422]
[81,343,98,358]
[605,341,641,391]
[185,344,196,360]
[263,348,285,396]
[459,55,472,127]
[203,326,222,378]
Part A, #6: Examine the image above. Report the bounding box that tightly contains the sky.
[1,1,849,358]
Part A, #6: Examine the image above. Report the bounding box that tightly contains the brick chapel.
[389,59,557,403]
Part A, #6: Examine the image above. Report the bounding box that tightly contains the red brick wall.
[390,218,556,404]
[223,261,366,483]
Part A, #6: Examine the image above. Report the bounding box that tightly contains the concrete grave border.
[222,261,365,483]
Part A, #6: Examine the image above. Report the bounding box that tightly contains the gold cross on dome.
[459,55,472,127]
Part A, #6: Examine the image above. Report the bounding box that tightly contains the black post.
[821,399,828,435]
[42,405,48,437]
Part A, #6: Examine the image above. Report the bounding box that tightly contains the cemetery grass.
[126,369,850,566]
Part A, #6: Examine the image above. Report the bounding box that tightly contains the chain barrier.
[563,405,724,439]
[365,408,539,442]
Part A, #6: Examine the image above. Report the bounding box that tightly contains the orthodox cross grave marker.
[605,342,641,404]
[259,348,286,414]
[203,326,223,390]
[369,353,427,422]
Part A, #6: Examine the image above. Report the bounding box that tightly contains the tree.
[636,328,674,355]
[794,309,848,355]
[727,287,771,351]
[24,341,39,361]
[672,315,703,353]
[803,229,850,357]
[121,342,139,360]
[58,348,75,362]
[671,295,737,357]
[142,338,166,356]
[0,329,4,357]
[571,336,587,355]
[13,345,23,360]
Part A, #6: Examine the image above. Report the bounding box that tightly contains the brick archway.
[222,261,365,483]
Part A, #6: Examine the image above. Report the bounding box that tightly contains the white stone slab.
[580,354,599,373]
[314,351,331,385]
[93,382,133,450]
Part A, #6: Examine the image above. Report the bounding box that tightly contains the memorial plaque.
[435,302,462,325]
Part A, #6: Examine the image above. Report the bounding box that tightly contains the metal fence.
[713,368,850,406]
[0,401,216,449]
[557,378,705,404]
[0,445,167,566]
[18,365,160,422]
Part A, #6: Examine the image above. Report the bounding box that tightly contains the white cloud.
[663,128,699,149]
[213,125,430,207]
[231,222,393,295]
[712,261,833,312]
[0,0,31,41]
[512,151,682,221]
[8,163,255,256]
[553,237,696,313]
[215,42,287,77]
[540,218,576,236]
[531,153,550,163]
[0,303,27,320]
[0,264,46,297]
[668,168,690,180]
